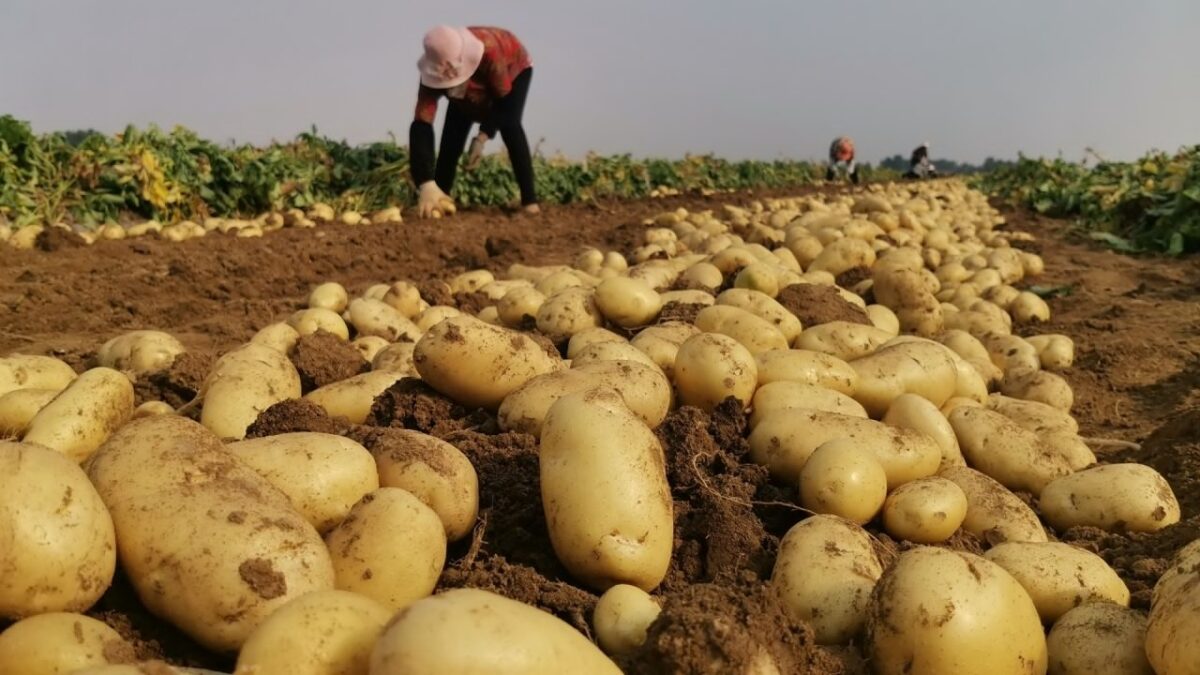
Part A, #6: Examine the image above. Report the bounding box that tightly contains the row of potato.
[0,204,405,249]
[1,179,1196,674]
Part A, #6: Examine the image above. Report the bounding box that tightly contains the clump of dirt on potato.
[365,377,479,436]
[1061,520,1200,609]
[132,351,213,409]
[621,581,843,675]
[289,330,369,392]
[244,398,346,438]
[453,290,492,315]
[346,425,455,475]
[834,266,873,291]
[418,280,454,307]
[776,283,871,327]
[657,302,707,326]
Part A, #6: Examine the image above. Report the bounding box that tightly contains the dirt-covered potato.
[0,612,134,675]
[983,542,1129,622]
[772,515,883,644]
[939,466,1048,544]
[0,440,116,619]
[346,298,422,342]
[303,370,406,424]
[324,488,446,611]
[22,367,134,463]
[716,288,803,343]
[540,389,672,591]
[949,406,1073,494]
[883,393,965,470]
[939,329,1004,386]
[1009,291,1051,323]
[288,308,351,340]
[367,428,479,542]
[749,409,941,488]
[985,394,1079,435]
[882,477,968,544]
[497,286,548,328]
[372,342,417,375]
[749,381,867,426]
[1039,464,1181,533]
[1027,334,1075,370]
[0,388,59,438]
[867,547,1048,674]
[233,589,391,675]
[0,354,77,398]
[536,287,603,341]
[1001,368,1074,412]
[807,236,876,277]
[593,584,662,656]
[370,588,621,674]
[225,433,379,534]
[593,277,663,328]
[798,440,888,524]
[673,332,758,410]
[793,321,893,362]
[86,416,334,651]
[97,330,186,376]
[628,322,702,377]
[850,341,959,416]
[349,335,390,362]
[199,343,301,441]
[1047,603,1152,675]
[414,315,564,408]
[415,305,462,332]
[694,304,789,355]
[308,281,349,313]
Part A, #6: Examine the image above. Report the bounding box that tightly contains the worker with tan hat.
[409,25,539,217]
[826,136,859,184]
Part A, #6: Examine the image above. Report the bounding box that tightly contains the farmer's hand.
[465,133,489,171]
[417,181,456,218]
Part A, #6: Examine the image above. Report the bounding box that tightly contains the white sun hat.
[417,25,485,89]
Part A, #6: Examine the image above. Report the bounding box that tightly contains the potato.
[86,416,334,651]
[363,427,479,541]
[0,388,59,438]
[370,588,621,674]
[793,321,892,361]
[372,342,417,375]
[716,288,803,342]
[865,304,901,336]
[681,261,724,290]
[497,286,548,328]
[380,281,425,318]
[308,282,349,312]
[949,406,1073,494]
[985,394,1079,435]
[749,409,941,488]
[753,349,857,394]
[808,237,876,277]
[540,389,672,591]
[1147,541,1200,675]
[883,477,968,544]
[96,330,186,376]
[449,269,495,294]
[199,344,300,441]
[234,589,391,675]
[350,335,390,362]
[1026,334,1075,370]
[567,327,627,358]
[798,440,887,524]
[414,315,564,409]
[629,323,701,377]
[346,298,422,342]
[324,488,446,611]
[21,367,134,463]
[225,433,378,534]
[1040,464,1181,533]
[749,381,866,427]
[0,354,76,399]
[733,262,781,297]
[130,401,174,419]
[867,547,1047,674]
[1001,368,1074,412]
[288,308,350,340]
[593,277,663,328]
[772,515,883,644]
[414,305,461,332]
[939,466,1047,544]
[1047,603,1152,675]
[983,542,1129,622]
[0,612,134,675]
[536,287,603,341]
[303,370,406,424]
[570,341,663,370]
[850,341,959,417]
[983,334,1040,375]
[883,393,964,470]
[1010,291,1051,323]
[593,584,662,656]
[0,441,116,619]
[694,305,789,355]
[673,333,758,410]
[250,322,301,353]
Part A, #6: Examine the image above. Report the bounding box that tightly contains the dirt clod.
[238,558,287,600]
[245,398,346,437]
[365,377,478,436]
[776,283,871,326]
[35,227,87,252]
[132,351,214,409]
[289,330,369,392]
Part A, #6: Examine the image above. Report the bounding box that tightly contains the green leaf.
[1087,231,1140,252]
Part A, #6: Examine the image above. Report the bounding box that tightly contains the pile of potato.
[1,179,1195,674]
[1,203,405,249]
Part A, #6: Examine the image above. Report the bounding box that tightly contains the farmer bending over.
[826,136,859,184]
[409,25,539,217]
[907,142,936,178]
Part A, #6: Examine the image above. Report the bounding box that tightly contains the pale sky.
[2,0,1198,163]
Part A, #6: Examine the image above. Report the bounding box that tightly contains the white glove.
[417,181,456,218]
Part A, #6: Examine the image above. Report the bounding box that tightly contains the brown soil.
[776,283,872,326]
[35,226,87,252]
[289,330,369,392]
[2,192,1198,673]
[657,301,707,326]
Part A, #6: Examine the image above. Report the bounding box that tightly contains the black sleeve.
[409,120,436,185]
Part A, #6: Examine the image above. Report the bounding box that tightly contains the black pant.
[436,68,537,206]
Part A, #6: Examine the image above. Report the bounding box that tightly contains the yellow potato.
[571,340,662,370]
[536,287,603,341]
[673,333,758,410]
[593,584,661,656]
[1146,540,1200,675]
[629,322,701,377]
[593,277,663,328]
[753,349,857,394]
[882,477,968,544]
[349,335,390,362]
[807,237,876,277]
[0,388,59,438]
[716,288,803,342]
[949,406,1073,494]
[0,613,134,675]
[96,330,186,376]
[303,370,406,424]
[199,344,301,441]
[983,334,1040,375]
[497,286,548,328]
[798,440,888,525]
[793,321,893,361]
[1010,291,1051,323]
[680,261,724,290]
[250,322,301,353]
[983,542,1129,622]
[371,342,417,375]
[883,393,965,470]
[308,282,349,312]
[1047,603,1152,675]
[540,389,673,591]
[414,305,462,332]
[865,304,901,336]
[1001,368,1074,412]
[867,547,1048,675]
[694,304,789,355]
[288,308,351,340]
[749,381,867,427]
[1040,464,1181,533]
[1026,334,1075,370]
[225,433,379,534]
[985,394,1079,435]
[939,466,1048,544]
[324,488,446,611]
[22,367,134,463]
[346,298,422,342]
[381,281,425,318]
[413,315,564,409]
[850,341,959,417]
[566,327,627,358]
[449,269,495,294]
[772,515,883,644]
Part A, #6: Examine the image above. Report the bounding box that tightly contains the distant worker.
[906,142,937,179]
[409,25,539,218]
[826,136,859,184]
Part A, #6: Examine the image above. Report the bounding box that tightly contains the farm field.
[2,179,1199,674]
